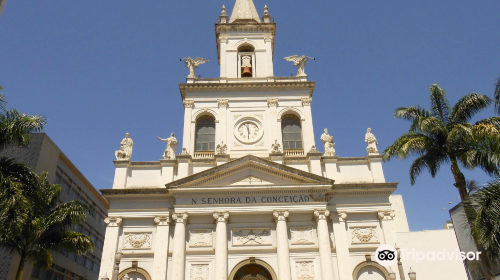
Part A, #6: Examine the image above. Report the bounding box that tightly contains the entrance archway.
[229,259,277,280]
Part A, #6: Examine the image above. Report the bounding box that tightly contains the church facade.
[99,1,467,280]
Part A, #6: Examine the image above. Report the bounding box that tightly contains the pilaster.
[182,100,194,154]
[301,97,315,150]
[177,152,192,179]
[331,211,351,280]
[378,210,397,245]
[214,154,230,166]
[307,146,323,176]
[314,210,335,280]
[159,160,177,184]
[99,217,122,280]
[322,156,339,180]
[269,153,284,164]
[153,216,170,280]
[368,155,386,183]
[217,99,228,146]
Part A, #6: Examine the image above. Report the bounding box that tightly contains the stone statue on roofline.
[284,55,315,77]
[158,133,178,160]
[321,128,335,156]
[182,57,209,78]
[216,141,228,155]
[365,128,379,155]
[115,133,133,161]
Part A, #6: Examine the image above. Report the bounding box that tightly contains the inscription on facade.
[232,228,272,246]
[290,226,314,244]
[188,194,323,205]
[189,229,213,248]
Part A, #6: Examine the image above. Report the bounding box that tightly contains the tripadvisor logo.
[375,244,397,266]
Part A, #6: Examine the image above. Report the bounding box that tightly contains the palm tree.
[495,77,500,114]
[467,180,500,262]
[0,160,94,280]
[0,88,93,279]
[383,84,500,279]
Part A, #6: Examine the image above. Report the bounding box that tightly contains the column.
[182,100,194,154]
[99,217,122,280]
[213,212,229,280]
[314,210,335,280]
[153,216,170,280]
[171,213,188,280]
[331,211,351,280]
[273,210,291,280]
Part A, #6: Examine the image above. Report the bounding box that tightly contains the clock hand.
[247,124,250,139]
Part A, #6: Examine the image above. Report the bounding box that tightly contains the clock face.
[234,119,264,144]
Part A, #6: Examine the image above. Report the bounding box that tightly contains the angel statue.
[158,133,178,160]
[216,141,228,155]
[320,128,336,156]
[182,57,209,78]
[284,55,315,77]
[365,128,379,155]
[115,133,133,161]
[271,140,282,154]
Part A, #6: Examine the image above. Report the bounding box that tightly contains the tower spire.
[229,0,261,23]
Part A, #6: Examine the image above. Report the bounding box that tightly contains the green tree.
[0,88,94,280]
[495,77,500,114]
[383,84,500,279]
[467,180,500,261]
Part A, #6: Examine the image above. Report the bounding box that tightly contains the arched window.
[281,114,302,150]
[195,116,216,151]
[238,44,255,78]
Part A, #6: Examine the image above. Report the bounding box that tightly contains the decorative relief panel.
[290,226,314,244]
[351,227,379,244]
[232,228,272,246]
[122,232,152,249]
[190,264,210,280]
[189,229,213,248]
[295,261,315,280]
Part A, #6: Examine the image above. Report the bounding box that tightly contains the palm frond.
[29,248,52,269]
[394,106,430,131]
[429,84,451,124]
[467,181,500,260]
[0,109,46,150]
[461,147,500,177]
[476,117,500,127]
[42,200,88,234]
[451,93,492,124]
[495,77,500,115]
[383,132,429,161]
[0,89,6,112]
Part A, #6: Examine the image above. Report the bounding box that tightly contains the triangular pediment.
[165,155,333,189]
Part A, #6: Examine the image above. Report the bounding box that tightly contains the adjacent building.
[98,1,470,280]
[0,133,109,280]
[0,0,7,18]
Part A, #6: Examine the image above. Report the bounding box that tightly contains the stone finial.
[270,140,282,154]
[115,133,133,161]
[263,5,271,23]
[216,141,228,155]
[365,128,379,155]
[179,148,190,156]
[321,128,336,156]
[308,145,320,154]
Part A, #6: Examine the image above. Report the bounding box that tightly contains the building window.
[281,114,303,150]
[195,116,216,151]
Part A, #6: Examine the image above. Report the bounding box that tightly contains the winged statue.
[284,55,314,77]
[182,57,209,78]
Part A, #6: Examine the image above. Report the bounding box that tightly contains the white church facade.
[99,1,468,280]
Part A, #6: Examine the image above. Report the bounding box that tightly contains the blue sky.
[0,0,499,231]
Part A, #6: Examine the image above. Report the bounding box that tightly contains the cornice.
[179,81,315,100]
[100,188,170,195]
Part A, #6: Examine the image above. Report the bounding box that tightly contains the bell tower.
[216,0,276,79]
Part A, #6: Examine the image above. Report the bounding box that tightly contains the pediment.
[165,155,333,189]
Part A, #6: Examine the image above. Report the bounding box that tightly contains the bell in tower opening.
[241,55,252,77]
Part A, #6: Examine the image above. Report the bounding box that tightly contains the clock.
[234,119,264,144]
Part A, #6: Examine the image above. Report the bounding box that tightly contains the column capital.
[213,212,229,223]
[378,210,395,221]
[334,211,347,222]
[154,216,170,226]
[267,98,278,107]
[183,99,194,108]
[273,210,289,222]
[301,97,312,106]
[172,213,189,224]
[217,99,229,108]
[104,217,122,227]
[314,209,331,221]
